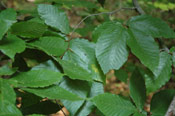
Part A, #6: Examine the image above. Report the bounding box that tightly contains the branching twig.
[70,7,136,40]
[132,0,145,14]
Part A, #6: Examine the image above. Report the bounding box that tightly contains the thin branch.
[132,0,145,14]
[70,7,136,39]
[55,100,67,116]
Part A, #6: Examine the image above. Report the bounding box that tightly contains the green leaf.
[0,78,16,104]
[63,38,105,82]
[0,100,22,116]
[76,82,104,116]
[11,22,47,38]
[133,112,147,116]
[145,52,172,93]
[10,69,63,87]
[58,59,93,81]
[128,15,175,38]
[150,89,175,116]
[0,8,17,40]
[22,85,83,101]
[0,78,22,116]
[28,36,68,57]
[115,69,128,83]
[127,29,159,72]
[92,93,136,116]
[0,64,17,76]
[59,78,90,116]
[38,4,70,34]
[94,22,129,74]
[129,68,146,111]
[0,34,26,60]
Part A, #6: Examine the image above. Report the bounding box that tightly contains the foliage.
[0,0,175,116]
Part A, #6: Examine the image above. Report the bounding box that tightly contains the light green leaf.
[10,69,63,87]
[94,22,129,74]
[58,59,93,81]
[129,68,146,111]
[11,22,47,38]
[127,29,159,72]
[145,52,172,93]
[92,93,136,116]
[0,64,17,76]
[22,85,83,101]
[0,34,26,60]
[0,8,17,40]
[0,100,22,116]
[128,15,175,38]
[0,78,16,104]
[38,4,70,34]
[150,89,175,116]
[63,38,105,82]
[28,36,68,57]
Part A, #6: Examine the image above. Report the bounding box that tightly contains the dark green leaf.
[0,8,16,40]
[63,38,105,82]
[129,68,146,110]
[115,69,128,83]
[145,52,172,93]
[11,22,47,38]
[127,29,159,72]
[59,78,89,116]
[58,59,93,81]
[133,112,147,116]
[38,4,70,34]
[28,36,68,57]
[94,22,129,73]
[128,15,175,38]
[10,69,63,87]
[21,100,60,115]
[0,34,26,60]
[22,85,83,101]
[92,93,136,116]
[150,89,175,116]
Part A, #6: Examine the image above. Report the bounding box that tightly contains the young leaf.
[63,38,105,82]
[28,36,68,57]
[150,89,175,116]
[128,15,175,38]
[10,69,63,87]
[127,29,159,72]
[58,59,93,81]
[129,68,146,111]
[92,93,136,116]
[38,4,70,34]
[0,8,17,40]
[145,52,172,93]
[11,22,47,38]
[22,85,83,101]
[0,34,26,60]
[93,22,129,74]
